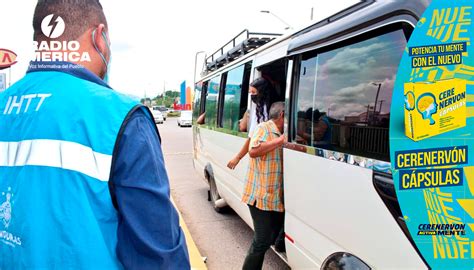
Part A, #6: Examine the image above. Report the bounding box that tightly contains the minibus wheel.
[209,176,226,213]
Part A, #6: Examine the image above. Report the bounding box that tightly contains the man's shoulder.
[251,121,274,142]
[256,120,277,133]
[67,74,139,108]
[31,70,138,105]
[254,121,270,135]
[41,71,140,119]
[256,120,271,129]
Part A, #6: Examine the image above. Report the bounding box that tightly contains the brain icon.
[417,95,434,111]
[416,93,437,125]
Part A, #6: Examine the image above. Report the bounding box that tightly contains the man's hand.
[276,135,286,147]
[249,135,286,158]
[227,156,241,170]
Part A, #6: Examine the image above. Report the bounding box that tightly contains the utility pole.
[162,81,165,106]
[371,82,383,120]
[366,104,370,124]
[378,100,385,113]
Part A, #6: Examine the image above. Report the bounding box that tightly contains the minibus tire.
[209,176,226,213]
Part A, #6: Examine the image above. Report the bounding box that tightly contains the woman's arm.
[227,138,250,169]
[196,112,206,125]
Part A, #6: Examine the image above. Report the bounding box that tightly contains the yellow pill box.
[404,78,466,141]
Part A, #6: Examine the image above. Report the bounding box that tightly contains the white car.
[151,109,164,124]
[152,106,168,120]
[177,110,192,127]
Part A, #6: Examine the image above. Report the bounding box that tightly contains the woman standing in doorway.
[227,77,273,169]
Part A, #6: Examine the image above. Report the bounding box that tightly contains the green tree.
[164,90,179,98]
[152,90,180,108]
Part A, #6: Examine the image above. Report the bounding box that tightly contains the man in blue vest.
[0,0,190,269]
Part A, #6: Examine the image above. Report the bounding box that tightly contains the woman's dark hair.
[250,77,273,123]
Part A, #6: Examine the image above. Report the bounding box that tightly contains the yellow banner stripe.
[464,167,474,196]
[458,199,474,219]
[468,107,474,118]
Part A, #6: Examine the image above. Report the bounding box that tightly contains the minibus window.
[222,64,245,131]
[294,29,407,161]
[258,59,288,105]
[200,81,208,114]
[193,81,203,122]
[205,75,221,127]
[295,56,318,145]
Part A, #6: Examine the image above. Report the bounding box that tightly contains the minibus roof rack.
[203,29,282,75]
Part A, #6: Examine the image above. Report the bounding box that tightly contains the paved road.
[157,119,290,270]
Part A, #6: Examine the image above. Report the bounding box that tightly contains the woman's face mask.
[251,94,259,103]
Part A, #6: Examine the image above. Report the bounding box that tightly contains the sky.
[2,0,359,98]
[296,30,408,120]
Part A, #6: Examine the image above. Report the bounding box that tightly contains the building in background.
[0,48,18,92]
[174,81,193,110]
[0,73,6,92]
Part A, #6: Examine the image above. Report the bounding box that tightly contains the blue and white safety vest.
[0,68,143,269]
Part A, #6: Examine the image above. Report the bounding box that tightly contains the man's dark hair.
[33,0,107,42]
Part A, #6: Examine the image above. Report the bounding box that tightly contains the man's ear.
[92,24,109,60]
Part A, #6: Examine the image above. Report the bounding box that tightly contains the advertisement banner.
[390,1,474,269]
